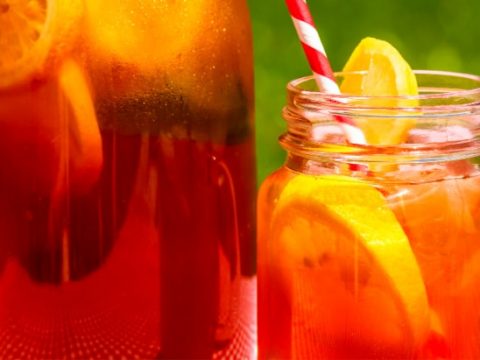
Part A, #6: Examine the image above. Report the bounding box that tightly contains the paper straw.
[285,0,367,145]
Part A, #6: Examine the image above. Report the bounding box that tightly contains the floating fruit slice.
[445,250,480,359]
[58,59,103,194]
[388,177,480,358]
[340,37,418,145]
[85,0,207,69]
[271,174,430,356]
[419,311,451,359]
[0,0,83,88]
[0,59,102,197]
[388,177,480,295]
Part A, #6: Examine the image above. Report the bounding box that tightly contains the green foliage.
[249,0,480,183]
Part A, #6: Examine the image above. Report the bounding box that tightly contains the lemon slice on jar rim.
[340,37,419,145]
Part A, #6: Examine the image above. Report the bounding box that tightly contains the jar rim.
[288,70,480,103]
[282,70,480,165]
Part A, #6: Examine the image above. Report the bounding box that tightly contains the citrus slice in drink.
[271,174,430,356]
[0,0,83,88]
[340,37,418,145]
[388,177,479,295]
[447,250,480,358]
[0,58,102,196]
[85,0,207,69]
[388,176,480,358]
[58,59,103,194]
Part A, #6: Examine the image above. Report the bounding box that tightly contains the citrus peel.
[272,174,430,351]
[340,37,418,145]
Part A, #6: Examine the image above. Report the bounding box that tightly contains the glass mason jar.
[0,0,256,359]
[258,71,480,359]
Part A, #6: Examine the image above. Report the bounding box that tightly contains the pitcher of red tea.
[0,0,256,358]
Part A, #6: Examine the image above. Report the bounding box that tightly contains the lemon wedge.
[271,174,430,354]
[340,37,418,145]
[0,0,83,88]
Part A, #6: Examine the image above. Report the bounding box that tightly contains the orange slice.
[388,177,480,358]
[340,37,418,145]
[0,0,83,88]
[271,174,430,355]
[388,177,480,295]
[446,250,480,358]
[58,59,103,194]
[0,59,102,196]
[85,0,207,70]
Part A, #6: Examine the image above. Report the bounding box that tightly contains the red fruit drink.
[0,0,256,358]
[258,71,480,359]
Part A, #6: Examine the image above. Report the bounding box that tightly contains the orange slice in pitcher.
[272,174,429,355]
[340,37,418,145]
[85,0,207,69]
[0,58,102,195]
[0,0,83,88]
[58,59,103,194]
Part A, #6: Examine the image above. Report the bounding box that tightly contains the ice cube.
[408,126,473,144]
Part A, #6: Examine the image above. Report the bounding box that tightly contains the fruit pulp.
[258,166,480,359]
[0,0,256,358]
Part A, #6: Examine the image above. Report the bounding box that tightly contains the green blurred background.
[248,0,480,183]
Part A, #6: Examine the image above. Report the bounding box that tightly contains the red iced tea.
[258,70,480,359]
[0,0,256,358]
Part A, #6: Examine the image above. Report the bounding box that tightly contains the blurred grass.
[248,0,480,183]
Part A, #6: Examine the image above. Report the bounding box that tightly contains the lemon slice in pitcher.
[340,37,418,145]
[0,0,83,88]
[272,175,430,353]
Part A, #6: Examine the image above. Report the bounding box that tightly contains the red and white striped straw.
[285,0,367,145]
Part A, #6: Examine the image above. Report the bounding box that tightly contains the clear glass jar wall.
[258,70,480,359]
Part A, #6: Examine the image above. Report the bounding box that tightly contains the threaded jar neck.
[282,70,480,169]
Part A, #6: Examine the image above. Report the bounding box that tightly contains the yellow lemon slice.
[340,37,418,145]
[271,174,429,355]
[85,0,208,70]
[0,0,83,88]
